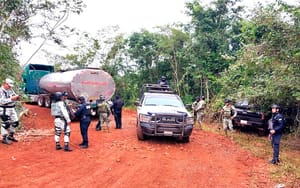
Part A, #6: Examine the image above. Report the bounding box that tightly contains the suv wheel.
[178,136,190,143]
[137,126,145,140]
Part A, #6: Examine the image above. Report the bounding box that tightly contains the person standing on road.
[0,78,20,145]
[74,96,91,149]
[221,99,237,135]
[111,94,124,129]
[95,95,111,131]
[269,104,285,165]
[51,92,72,152]
[192,96,206,129]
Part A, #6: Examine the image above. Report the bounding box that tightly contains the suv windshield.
[144,95,183,107]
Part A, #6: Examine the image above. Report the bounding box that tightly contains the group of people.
[191,95,285,165]
[0,77,285,164]
[51,92,124,151]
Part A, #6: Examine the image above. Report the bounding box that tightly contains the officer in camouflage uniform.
[51,92,72,151]
[0,78,20,144]
[95,95,111,131]
[192,96,206,129]
[221,99,237,135]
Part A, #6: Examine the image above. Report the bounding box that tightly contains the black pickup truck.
[232,99,267,133]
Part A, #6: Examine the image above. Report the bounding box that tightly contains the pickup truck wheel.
[137,126,145,140]
[182,136,190,143]
[136,124,148,140]
[37,96,45,107]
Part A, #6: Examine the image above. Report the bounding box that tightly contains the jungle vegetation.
[1,0,299,131]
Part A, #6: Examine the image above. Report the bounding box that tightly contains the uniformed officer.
[269,104,285,165]
[74,96,91,149]
[221,99,237,135]
[157,76,169,86]
[51,92,72,151]
[95,95,111,131]
[0,78,20,145]
[111,95,124,129]
[192,96,206,129]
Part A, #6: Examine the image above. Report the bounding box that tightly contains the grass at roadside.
[203,122,300,187]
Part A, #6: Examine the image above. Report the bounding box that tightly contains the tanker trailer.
[38,68,115,114]
[22,64,115,115]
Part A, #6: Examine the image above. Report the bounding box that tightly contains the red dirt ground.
[0,104,277,187]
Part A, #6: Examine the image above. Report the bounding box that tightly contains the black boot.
[56,142,62,150]
[8,133,18,142]
[80,141,88,149]
[64,142,72,152]
[2,135,10,145]
[96,121,101,131]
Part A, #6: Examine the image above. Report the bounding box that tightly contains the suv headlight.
[186,117,194,125]
[139,114,152,123]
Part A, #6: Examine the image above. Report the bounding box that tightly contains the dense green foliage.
[1,0,299,128]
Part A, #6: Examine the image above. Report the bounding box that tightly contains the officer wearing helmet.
[95,95,111,131]
[221,98,237,135]
[74,96,91,149]
[269,104,285,165]
[157,76,169,86]
[51,91,72,151]
[0,78,20,144]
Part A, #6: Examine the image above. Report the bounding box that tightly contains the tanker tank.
[39,69,115,101]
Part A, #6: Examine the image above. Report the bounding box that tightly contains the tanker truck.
[21,63,115,115]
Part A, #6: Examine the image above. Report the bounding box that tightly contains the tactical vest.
[97,102,108,113]
[223,105,233,118]
[51,102,63,116]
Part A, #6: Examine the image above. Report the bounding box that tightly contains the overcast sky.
[18,0,299,65]
[66,0,190,34]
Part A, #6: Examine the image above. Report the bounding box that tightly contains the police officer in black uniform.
[157,76,168,86]
[111,95,124,129]
[74,96,91,149]
[269,104,285,165]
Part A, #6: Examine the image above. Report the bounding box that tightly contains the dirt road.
[0,104,274,187]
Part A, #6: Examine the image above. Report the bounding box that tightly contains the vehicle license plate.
[164,131,173,136]
[240,120,248,125]
[162,117,175,121]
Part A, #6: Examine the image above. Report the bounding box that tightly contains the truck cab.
[21,64,54,107]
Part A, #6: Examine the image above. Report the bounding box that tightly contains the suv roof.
[140,83,174,94]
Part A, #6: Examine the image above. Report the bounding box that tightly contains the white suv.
[135,84,194,143]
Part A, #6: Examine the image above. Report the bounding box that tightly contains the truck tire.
[37,96,45,107]
[179,136,190,143]
[44,97,51,108]
[137,126,145,140]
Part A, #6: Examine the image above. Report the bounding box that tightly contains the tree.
[215,1,300,112]
[185,0,244,101]
[0,0,85,84]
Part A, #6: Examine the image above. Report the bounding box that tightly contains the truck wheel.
[178,136,190,143]
[137,126,145,140]
[136,122,148,140]
[37,96,45,107]
[44,97,51,108]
